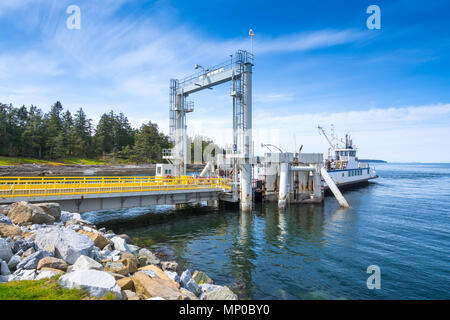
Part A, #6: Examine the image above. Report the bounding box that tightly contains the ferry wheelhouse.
[324,134,377,187]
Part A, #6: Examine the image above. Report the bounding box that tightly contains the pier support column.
[207,200,218,207]
[278,162,289,209]
[312,164,323,202]
[240,163,253,211]
[239,61,253,212]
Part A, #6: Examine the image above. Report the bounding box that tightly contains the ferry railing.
[0,176,232,199]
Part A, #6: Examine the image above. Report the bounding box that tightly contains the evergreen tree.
[62,110,73,157]
[0,101,195,164]
[131,121,170,163]
[44,101,64,159]
[73,108,92,158]
[22,105,45,158]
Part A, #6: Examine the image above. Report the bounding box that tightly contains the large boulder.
[161,260,178,272]
[37,256,68,271]
[1,260,11,275]
[0,223,21,238]
[164,270,181,284]
[192,270,214,285]
[39,267,65,276]
[110,236,131,253]
[22,247,36,258]
[132,271,183,300]
[117,277,135,291]
[138,248,160,266]
[13,239,36,253]
[180,269,201,296]
[104,261,128,276]
[0,205,11,215]
[58,270,122,299]
[72,255,103,271]
[34,227,94,264]
[35,270,59,280]
[16,250,53,270]
[7,255,21,270]
[122,290,141,300]
[77,230,110,250]
[10,269,37,281]
[116,234,134,244]
[180,288,200,300]
[120,252,139,273]
[7,201,34,225]
[60,211,81,224]
[139,265,180,289]
[199,284,238,300]
[7,202,55,225]
[0,238,13,261]
[0,214,12,225]
[34,203,61,222]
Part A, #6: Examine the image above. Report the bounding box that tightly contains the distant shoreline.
[359,159,387,163]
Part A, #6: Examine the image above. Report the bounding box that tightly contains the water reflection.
[226,211,256,298]
[82,164,450,299]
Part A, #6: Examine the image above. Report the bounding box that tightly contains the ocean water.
[83,163,450,300]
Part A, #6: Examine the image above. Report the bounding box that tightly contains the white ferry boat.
[319,128,378,189]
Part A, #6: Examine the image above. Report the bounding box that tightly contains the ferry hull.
[324,168,378,192]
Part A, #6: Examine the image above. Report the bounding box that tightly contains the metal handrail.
[0,176,232,199]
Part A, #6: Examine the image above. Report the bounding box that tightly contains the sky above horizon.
[0,0,449,162]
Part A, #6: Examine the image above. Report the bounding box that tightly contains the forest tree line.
[0,101,172,164]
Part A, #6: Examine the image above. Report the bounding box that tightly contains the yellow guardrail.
[0,176,232,199]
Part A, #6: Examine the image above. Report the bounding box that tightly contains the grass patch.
[0,276,113,300]
[0,156,64,166]
[58,157,107,165]
[0,156,107,166]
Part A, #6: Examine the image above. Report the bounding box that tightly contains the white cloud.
[254,92,295,104]
[182,104,450,163]
[1,2,448,163]
[254,29,368,55]
[0,0,31,16]
[0,3,368,132]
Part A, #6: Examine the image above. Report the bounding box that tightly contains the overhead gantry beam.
[168,50,254,211]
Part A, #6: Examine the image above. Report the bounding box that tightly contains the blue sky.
[0,0,449,162]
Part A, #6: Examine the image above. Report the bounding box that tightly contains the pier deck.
[0,176,231,212]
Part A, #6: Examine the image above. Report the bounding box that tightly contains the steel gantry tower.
[166,50,254,211]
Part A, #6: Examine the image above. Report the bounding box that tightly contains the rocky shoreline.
[0,163,206,177]
[0,201,238,300]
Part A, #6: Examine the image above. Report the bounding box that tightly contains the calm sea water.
[83,163,450,300]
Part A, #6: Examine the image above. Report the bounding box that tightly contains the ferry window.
[342,173,345,177]
[157,167,161,175]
